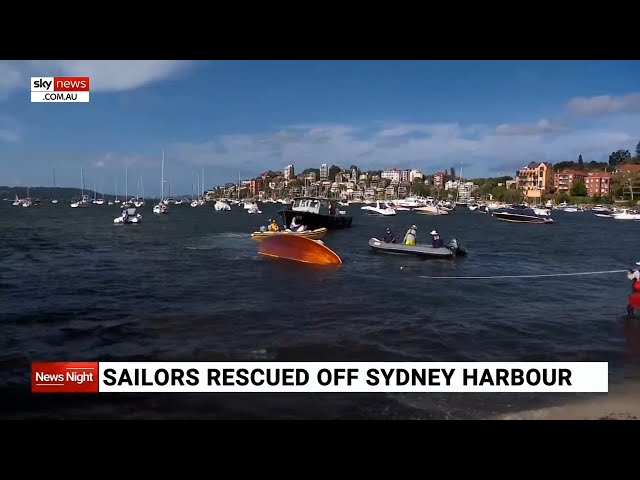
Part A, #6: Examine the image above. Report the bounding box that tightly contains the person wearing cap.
[430,229,444,248]
[383,227,396,243]
[403,224,418,245]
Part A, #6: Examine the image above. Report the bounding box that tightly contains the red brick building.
[585,172,613,197]
[433,172,447,190]
[553,170,586,193]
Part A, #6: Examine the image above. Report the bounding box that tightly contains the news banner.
[31,76,90,103]
[31,362,608,393]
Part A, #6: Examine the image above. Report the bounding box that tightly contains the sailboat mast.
[161,149,165,200]
[125,167,128,201]
[81,165,84,197]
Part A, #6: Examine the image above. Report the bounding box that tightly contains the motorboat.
[361,200,396,216]
[114,207,142,224]
[258,234,342,266]
[278,197,353,230]
[368,237,467,258]
[251,227,328,241]
[491,204,554,224]
[612,209,640,221]
[563,205,583,213]
[592,205,614,217]
[247,204,262,214]
[413,204,449,215]
[214,200,231,211]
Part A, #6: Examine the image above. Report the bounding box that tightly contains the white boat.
[563,205,583,213]
[395,197,425,208]
[532,207,551,216]
[247,204,262,214]
[414,202,449,215]
[243,200,259,210]
[114,207,142,224]
[21,190,33,207]
[214,200,231,211]
[51,169,58,203]
[361,200,397,216]
[71,166,89,208]
[612,209,640,221]
[153,149,169,214]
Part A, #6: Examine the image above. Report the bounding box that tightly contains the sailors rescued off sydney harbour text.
[102,366,573,388]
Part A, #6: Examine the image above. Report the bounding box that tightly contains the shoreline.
[492,385,640,420]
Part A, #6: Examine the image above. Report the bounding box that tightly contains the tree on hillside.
[571,178,587,197]
[609,149,631,166]
[614,171,640,202]
[329,165,341,181]
[636,140,640,158]
[450,167,456,179]
[578,154,583,167]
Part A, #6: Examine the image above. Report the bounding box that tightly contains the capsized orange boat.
[258,234,342,265]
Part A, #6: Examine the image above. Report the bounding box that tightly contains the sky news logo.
[31,362,99,393]
[31,76,90,103]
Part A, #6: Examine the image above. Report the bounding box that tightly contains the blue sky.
[1,60,639,196]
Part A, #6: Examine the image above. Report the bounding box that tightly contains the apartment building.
[515,162,553,198]
[433,172,447,190]
[320,163,329,181]
[553,170,586,193]
[409,169,423,182]
[284,164,294,181]
[586,172,613,197]
[381,169,401,183]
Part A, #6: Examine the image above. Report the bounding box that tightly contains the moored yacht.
[491,204,554,224]
[361,200,396,216]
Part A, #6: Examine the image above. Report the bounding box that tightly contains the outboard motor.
[447,238,459,252]
[260,225,267,232]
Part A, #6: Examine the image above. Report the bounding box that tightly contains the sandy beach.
[493,384,640,420]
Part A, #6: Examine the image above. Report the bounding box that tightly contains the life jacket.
[633,280,640,292]
[405,228,416,243]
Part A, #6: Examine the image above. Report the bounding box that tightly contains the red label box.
[31,362,99,393]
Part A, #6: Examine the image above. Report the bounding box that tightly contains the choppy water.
[2,201,640,419]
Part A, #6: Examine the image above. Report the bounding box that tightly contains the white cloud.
[0,60,194,99]
[567,92,640,117]
[156,116,637,183]
[495,118,571,136]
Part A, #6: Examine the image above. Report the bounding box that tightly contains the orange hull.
[258,235,342,265]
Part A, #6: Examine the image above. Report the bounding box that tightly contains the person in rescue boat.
[329,202,337,216]
[627,264,640,318]
[430,229,444,248]
[383,227,396,243]
[403,225,417,245]
[267,219,280,232]
[290,215,305,232]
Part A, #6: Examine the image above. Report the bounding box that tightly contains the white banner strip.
[98,362,608,393]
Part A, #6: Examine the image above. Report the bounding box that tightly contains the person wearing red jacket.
[627,267,640,318]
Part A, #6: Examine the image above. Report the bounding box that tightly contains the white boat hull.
[114,215,142,224]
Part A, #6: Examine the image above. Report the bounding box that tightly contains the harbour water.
[2,201,640,419]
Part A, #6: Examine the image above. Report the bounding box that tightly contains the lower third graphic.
[31,362,99,393]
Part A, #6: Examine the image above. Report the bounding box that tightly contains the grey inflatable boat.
[369,237,467,258]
